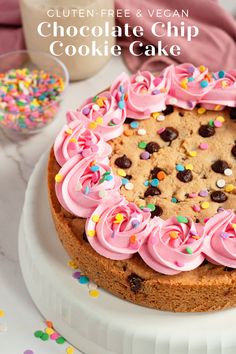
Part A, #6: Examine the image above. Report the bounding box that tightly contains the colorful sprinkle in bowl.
[0,50,69,135]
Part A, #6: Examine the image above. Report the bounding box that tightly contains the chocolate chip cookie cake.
[48,63,236,312]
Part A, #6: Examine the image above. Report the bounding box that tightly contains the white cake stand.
[19,153,236,354]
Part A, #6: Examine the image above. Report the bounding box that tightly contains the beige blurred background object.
[20,0,115,81]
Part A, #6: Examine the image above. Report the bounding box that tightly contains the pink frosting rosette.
[200,70,236,109]
[85,198,151,260]
[139,216,205,275]
[203,210,236,267]
[167,63,214,109]
[55,155,121,218]
[110,69,171,119]
[67,91,126,141]
[54,120,112,166]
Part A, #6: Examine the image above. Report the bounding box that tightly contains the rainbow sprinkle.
[0,68,64,133]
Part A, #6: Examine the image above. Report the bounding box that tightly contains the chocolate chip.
[177,169,193,183]
[179,112,184,117]
[198,124,215,137]
[232,145,236,158]
[145,141,160,154]
[126,174,132,180]
[127,273,143,293]
[229,107,236,120]
[151,205,163,218]
[150,167,162,179]
[211,160,229,174]
[162,105,174,116]
[160,127,179,142]
[115,154,132,169]
[144,186,161,197]
[124,118,134,124]
[201,259,210,266]
[224,267,235,272]
[210,191,228,203]
[83,231,89,243]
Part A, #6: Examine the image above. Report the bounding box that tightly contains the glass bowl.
[0,50,69,135]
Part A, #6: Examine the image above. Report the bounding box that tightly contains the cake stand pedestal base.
[19,153,236,354]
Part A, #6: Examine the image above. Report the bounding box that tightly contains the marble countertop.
[0,56,127,354]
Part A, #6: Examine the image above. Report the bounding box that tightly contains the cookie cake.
[48,63,236,312]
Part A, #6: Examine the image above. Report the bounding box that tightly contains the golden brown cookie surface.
[110,107,236,222]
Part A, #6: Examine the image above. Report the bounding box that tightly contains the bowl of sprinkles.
[0,50,69,134]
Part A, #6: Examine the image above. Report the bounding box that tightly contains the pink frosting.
[85,198,151,260]
[55,155,121,218]
[203,210,236,267]
[166,63,214,109]
[67,91,126,141]
[111,69,171,119]
[54,120,111,166]
[139,216,205,275]
[200,70,236,109]
[53,62,236,274]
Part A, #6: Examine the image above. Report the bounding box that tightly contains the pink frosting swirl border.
[200,70,236,109]
[111,69,171,119]
[139,216,205,275]
[86,198,151,260]
[67,90,126,141]
[55,154,121,218]
[54,120,111,166]
[203,210,236,267]
[53,62,236,274]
